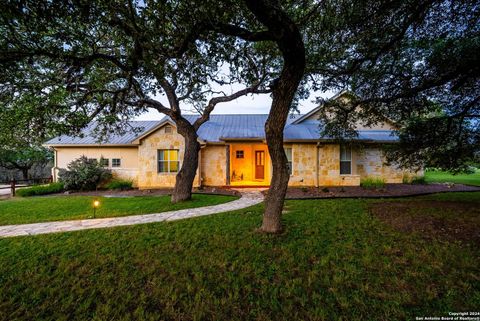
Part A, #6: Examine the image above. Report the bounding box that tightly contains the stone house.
[45,98,418,188]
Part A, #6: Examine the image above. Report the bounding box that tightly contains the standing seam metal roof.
[45,114,397,145]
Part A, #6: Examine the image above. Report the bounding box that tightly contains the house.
[45,96,419,188]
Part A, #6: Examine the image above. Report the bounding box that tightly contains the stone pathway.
[0,192,263,238]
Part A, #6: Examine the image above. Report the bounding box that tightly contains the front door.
[255,151,265,180]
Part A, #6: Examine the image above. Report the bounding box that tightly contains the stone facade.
[201,145,227,186]
[288,143,317,186]
[137,125,199,189]
[53,127,417,188]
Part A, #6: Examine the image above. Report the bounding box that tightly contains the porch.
[227,142,271,187]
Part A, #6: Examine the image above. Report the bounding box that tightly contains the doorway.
[255,150,265,180]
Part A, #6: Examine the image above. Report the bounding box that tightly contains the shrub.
[360,177,385,189]
[411,176,426,185]
[59,156,112,191]
[105,179,133,191]
[16,182,64,197]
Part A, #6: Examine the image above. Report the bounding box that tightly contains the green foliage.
[0,194,237,225]
[59,156,112,191]
[0,193,479,319]
[410,176,426,185]
[16,182,64,197]
[105,179,133,191]
[360,176,386,189]
[0,146,52,178]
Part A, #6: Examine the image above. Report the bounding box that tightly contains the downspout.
[53,148,58,182]
[315,143,319,187]
[198,144,206,188]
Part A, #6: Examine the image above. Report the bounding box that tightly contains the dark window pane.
[112,159,121,167]
[340,161,351,175]
[287,161,292,175]
[158,161,168,173]
[158,150,166,161]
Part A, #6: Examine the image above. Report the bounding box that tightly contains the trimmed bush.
[16,182,64,197]
[360,177,386,189]
[105,179,133,191]
[411,176,426,185]
[59,156,112,191]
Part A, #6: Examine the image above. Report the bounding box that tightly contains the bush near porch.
[0,192,479,320]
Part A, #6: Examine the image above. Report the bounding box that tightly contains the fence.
[0,176,53,197]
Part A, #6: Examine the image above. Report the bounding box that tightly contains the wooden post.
[10,179,16,197]
[226,145,230,186]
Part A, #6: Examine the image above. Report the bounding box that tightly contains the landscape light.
[93,199,100,218]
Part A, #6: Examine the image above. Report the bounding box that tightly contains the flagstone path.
[0,191,263,238]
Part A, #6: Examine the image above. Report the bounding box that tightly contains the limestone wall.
[288,144,317,186]
[201,145,227,186]
[137,125,199,189]
[317,144,361,186]
[355,146,416,183]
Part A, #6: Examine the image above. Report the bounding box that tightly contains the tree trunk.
[171,122,200,203]
[244,0,306,233]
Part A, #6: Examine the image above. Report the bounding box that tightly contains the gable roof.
[44,121,159,146]
[292,90,349,125]
[45,112,397,147]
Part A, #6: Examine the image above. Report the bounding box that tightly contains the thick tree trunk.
[244,0,306,233]
[171,122,200,203]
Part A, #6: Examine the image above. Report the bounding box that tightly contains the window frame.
[112,158,121,168]
[284,147,293,176]
[339,145,352,175]
[157,149,180,173]
[164,125,173,134]
[235,150,244,159]
[100,158,109,167]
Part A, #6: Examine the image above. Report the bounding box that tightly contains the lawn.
[425,169,480,186]
[0,194,237,225]
[0,192,479,321]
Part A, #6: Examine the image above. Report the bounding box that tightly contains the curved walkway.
[0,192,263,238]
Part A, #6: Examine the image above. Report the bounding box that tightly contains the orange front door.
[255,151,265,180]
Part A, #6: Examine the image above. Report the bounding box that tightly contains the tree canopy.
[306,0,479,171]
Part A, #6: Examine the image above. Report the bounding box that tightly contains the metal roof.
[45,113,397,146]
[44,121,160,145]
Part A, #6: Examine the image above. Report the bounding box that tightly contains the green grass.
[0,194,237,225]
[425,169,480,186]
[0,192,479,320]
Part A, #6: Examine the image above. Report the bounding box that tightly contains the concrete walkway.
[0,192,263,238]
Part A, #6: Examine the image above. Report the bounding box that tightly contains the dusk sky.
[136,87,337,120]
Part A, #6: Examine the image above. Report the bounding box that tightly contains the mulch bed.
[284,183,480,199]
[369,200,480,246]
[54,187,241,198]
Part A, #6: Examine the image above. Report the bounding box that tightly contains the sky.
[135,86,337,120]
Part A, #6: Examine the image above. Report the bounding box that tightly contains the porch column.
[226,145,230,185]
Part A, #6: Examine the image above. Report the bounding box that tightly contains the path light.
[93,199,100,218]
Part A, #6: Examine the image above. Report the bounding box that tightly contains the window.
[236,150,244,159]
[164,125,172,134]
[158,149,179,173]
[284,147,293,175]
[112,158,121,167]
[340,145,352,175]
[100,158,109,167]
